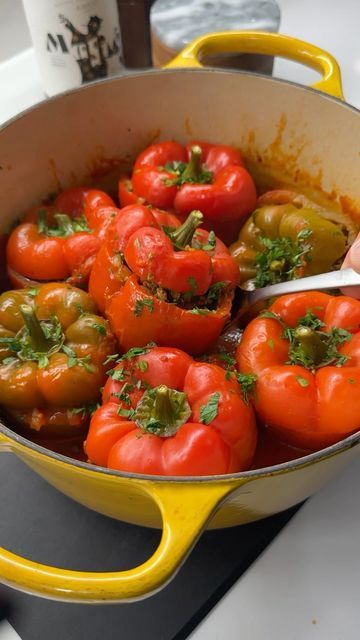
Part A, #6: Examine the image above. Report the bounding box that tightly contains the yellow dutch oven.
[0,31,360,603]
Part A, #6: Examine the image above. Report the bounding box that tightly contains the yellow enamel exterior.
[0,31,357,603]
[165,31,344,100]
[1,427,360,602]
[0,431,246,602]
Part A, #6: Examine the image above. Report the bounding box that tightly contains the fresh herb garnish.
[193,230,216,251]
[118,407,135,419]
[205,282,226,306]
[2,357,18,366]
[254,228,313,288]
[286,313,352,370]
[71,403,100,418]
[260,310,351,371]
[92,322,106,335]
[187,276,198,297]
[62,345,94,373]
[108,367,126,381]
[103,353,120,365]
[217,351,236,369]
[236,373,257,404]
[137,360,149,372]
[27,287,39,297]
[112,382,134,405]
[199,392,220,425]
[134,298,154,317]
[190,307,209,315]
[120,344,156,361]
[295,375,310,387]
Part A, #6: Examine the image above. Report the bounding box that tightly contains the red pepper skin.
[7,187,118,286]
[236,292,360,450]
[194,229,240,284]
[128,140,256,244]
[125,227,212,295]
[185,140,244,173]
[54,187,115,223]
[85,346,257,475]
[174,165,257,245]
[118,177,144,207]
[88,204,180,312]
[132,141,187,209]
[105,274,233,355]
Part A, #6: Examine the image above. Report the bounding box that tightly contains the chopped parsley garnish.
[187,276,198,297]
[92,322,106,335]
[194,230,216,251]
[295,375,309,387]
[260,310,351,371]
[118,407,135,419]
[108,367,126,381]
[120,344,156,361]
[134,298,154,317]
[205,282,226,306]
[103,353,120,365]
[27,287,39,297]
[62,345,94,373]
[199,392,220,425]
[236,373,257,404]
[254,228,313,288]
[217,351,236,369]
[71,403,100,418]
[190,307,210,315]
[137,360,149,372]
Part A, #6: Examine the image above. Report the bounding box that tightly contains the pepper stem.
[170,210,204,249]
[293,326,329,366]
[154,385,177,424]
[53,213,75,236]
[19,305,60,353]
[134,384,191,438]
[180,145,203,182]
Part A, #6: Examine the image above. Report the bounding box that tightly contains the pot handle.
[165,31,344,100]
[0,433,244,602]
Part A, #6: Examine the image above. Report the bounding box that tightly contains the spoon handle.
[248,268,360,306]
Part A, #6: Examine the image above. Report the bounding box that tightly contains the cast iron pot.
[0,32,359,603]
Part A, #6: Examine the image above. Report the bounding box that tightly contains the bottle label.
[23,0,124,95]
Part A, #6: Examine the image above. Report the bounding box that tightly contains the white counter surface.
[1,1,360,639]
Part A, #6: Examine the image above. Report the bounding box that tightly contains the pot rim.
[1,66,359,138]
[1,66,360,483]
[2,419,359,483]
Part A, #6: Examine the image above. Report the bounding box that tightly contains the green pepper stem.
[180,145,203,182]
[134,384,191,438]
[53,213,75,236]
[293,326,328,366]
[170,210,203,249]
[20,305,57,353]
[153,385,177,425]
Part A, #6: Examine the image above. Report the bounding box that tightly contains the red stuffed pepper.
[89,203,181,313]
[236,291,360,450]
[89,204,239,354]
[85,345,257,475]
[119,140,257,244]
[7,186,119,288]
